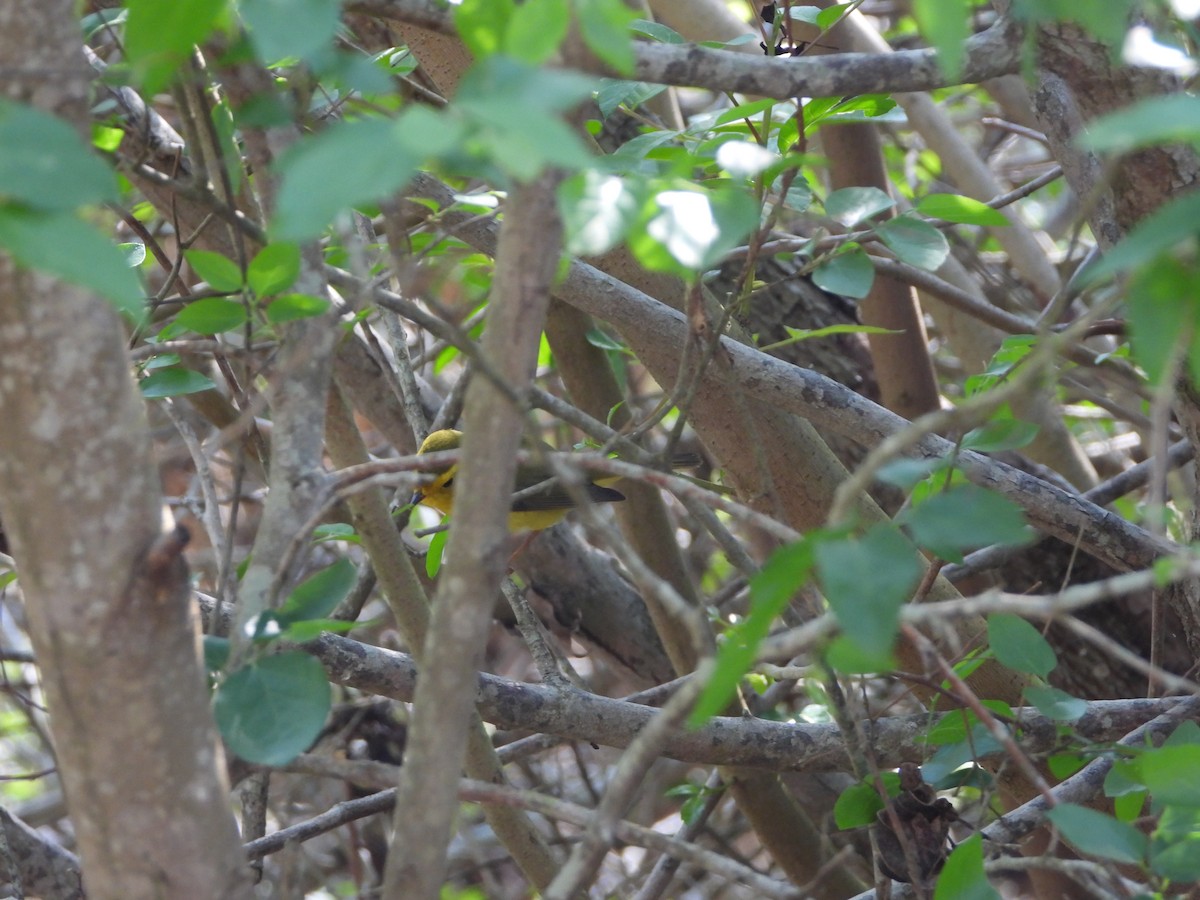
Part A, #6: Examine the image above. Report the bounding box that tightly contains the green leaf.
[1024,685,1087,722]
[505,0,569,63]
[139,366,216,398]
[1010,0,1139,54]
[987,613,1056,679]
[916,193,1010,227]
[816,4,850,29]
[876,216,950,270]
[629,18,684,43]
[690,539,815,727]
[0,208,144,321]
[1104,760,1146,799]
[1047,804,1147,865]
[595,80,667,118]
[247,242,300,296]
[1166,720,1200,746]
[575,0,639,75]
[426,527,448,578]
[811,246,874,298]
[960,418,1040,453]
[635,184,759,273]
[834,774,897,829]
[278,559,356,624]
[214,651,331,766]
[913,0,970,83]
[559,171,641,256]
[273,107,462,241]
[815,524,921,659]
[1082,94,1200,155]
[1152,831,1200,882]
[901,486,1030,563]
[267,293,332,323]
[281,618,358,642]
[1081,192,1200,284]
[124,0,228,94]
[759,324,897,353]
[185,249,244,292]
[825,634,896,674]
[120,241,147,268]
[1125,257,1197,386]
[923,725,1003,785]
[583,328,629,353]
[715,141,778,178]
[825,186,894,226]
[715,98,777,127]
[313,523,358,543]
[240,0,340,66]
[1137,744,1200,807]
[0,102,118,211]
[203,635,231,672]
[934,834,998,900]
[1048,754,1088,779]
[454,0,515,58]
[176,298,247,335]
[455,58,597,178]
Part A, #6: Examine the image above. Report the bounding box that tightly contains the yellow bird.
[410,429,627,532]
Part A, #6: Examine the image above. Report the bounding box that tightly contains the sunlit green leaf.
[934,834,998,900]
[559,171,641,256]
[834,775,897,829]
[185,249,243,292]
[916,193,1010,227]
[1137,744,1200,807]
[505,0,569,64]
[913,0,970,82]
[825,186,894,226]
[454,0,515,57]
[176,298,247,335]
[248,242,301,296]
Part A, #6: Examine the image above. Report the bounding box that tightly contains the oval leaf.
[1046,804,1147,865]
[876,215,950,270]
[176,298,248,335]
[916,193,1010,227]
[185,249,244,292]
[248,242,301,296]
[214,651,331,766]
[988,613,1056,679]
[140,366,216,398]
